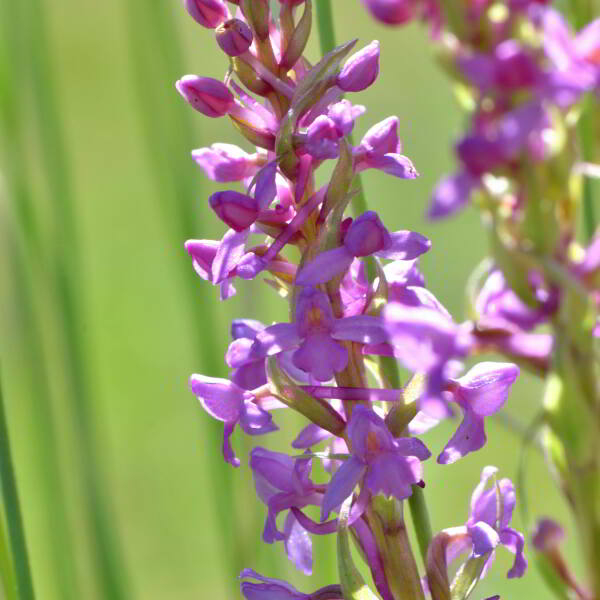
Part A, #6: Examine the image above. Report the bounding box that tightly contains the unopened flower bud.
[184,0,228,29]
[216,18,253,57]
[337,40,380,92]
[343,211,391,257]
[360,0,416,25]
[209,190,260,231]
[175,75,235,117]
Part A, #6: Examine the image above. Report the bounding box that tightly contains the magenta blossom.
[296,211,430,286]
[437,467,527,582]
[321,406,430,520]
[189,375,280,467]
[381,302,474,418]
[191,143,261,182]
[185,227,249,300]
[250,448,323,574]
[251,287,387,381]
[437,362,520,464]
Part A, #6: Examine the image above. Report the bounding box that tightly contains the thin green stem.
[0,371,36,600]
[315,0,336,55]
[579,99,597,241]
[407,487,433,566]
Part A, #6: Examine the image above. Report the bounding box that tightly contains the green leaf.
[337,497,380,600]
[450,555,487,600]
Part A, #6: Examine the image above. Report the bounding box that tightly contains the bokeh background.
[0,1,584,598]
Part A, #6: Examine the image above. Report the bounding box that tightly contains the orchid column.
[177,1,527,599]
[358,1,600,598]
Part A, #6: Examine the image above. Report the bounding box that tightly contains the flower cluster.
[357,0,600,598]
[177,1,528,599]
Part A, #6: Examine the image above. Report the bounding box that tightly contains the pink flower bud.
[360,0,417,25]
[209,191,259,231]
[343,211,391,257]
[215,19,253,57]
[184,0,228,29]
[337,40,380,92]
[175,75,235,117]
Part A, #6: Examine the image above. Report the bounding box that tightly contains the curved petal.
[321,457,366,521]
[365,454,421,501]
[437,409,486,465]
[376,230,431,260]
[332,315,388,345]
[292,423,334,449]
[468,521,500,557]
[393,437,432,461]
[189,374,244,423]
[239,402,278,436]
[283,512,313,575]
[295,247,354,286]
[253,323,302,357]
[428,171,477,220]
[368,153,419,179]
[222,421,240,467]
[212,228,249,283]
[500,527,528,578]
[292,334,348,382]
[455,362,519,416]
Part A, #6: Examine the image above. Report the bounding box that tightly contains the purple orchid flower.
[185,227,249,300]
[296,211,430,285]
[239,569,343,600]
[437,467,527,582]
[321,406,431,520]
[251,287,388,381]
[250,448,324,574]
[541,8,600,103]
[191,143,261,182]
[428,171,479,219]
[189,375,280,467]
[438,362,520,464]
[354,116,419,179]
[467,467,528,578]
[381,302,474,418]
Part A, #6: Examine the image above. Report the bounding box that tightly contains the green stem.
[579,98,597,241]
[316,0,432,562]
[407,487,433,566]
[0,371,36,600]
[315,0,336,55]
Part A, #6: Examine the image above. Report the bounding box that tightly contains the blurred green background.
[0,1,583,598]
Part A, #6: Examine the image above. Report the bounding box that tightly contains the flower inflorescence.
[176,1,534,598]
